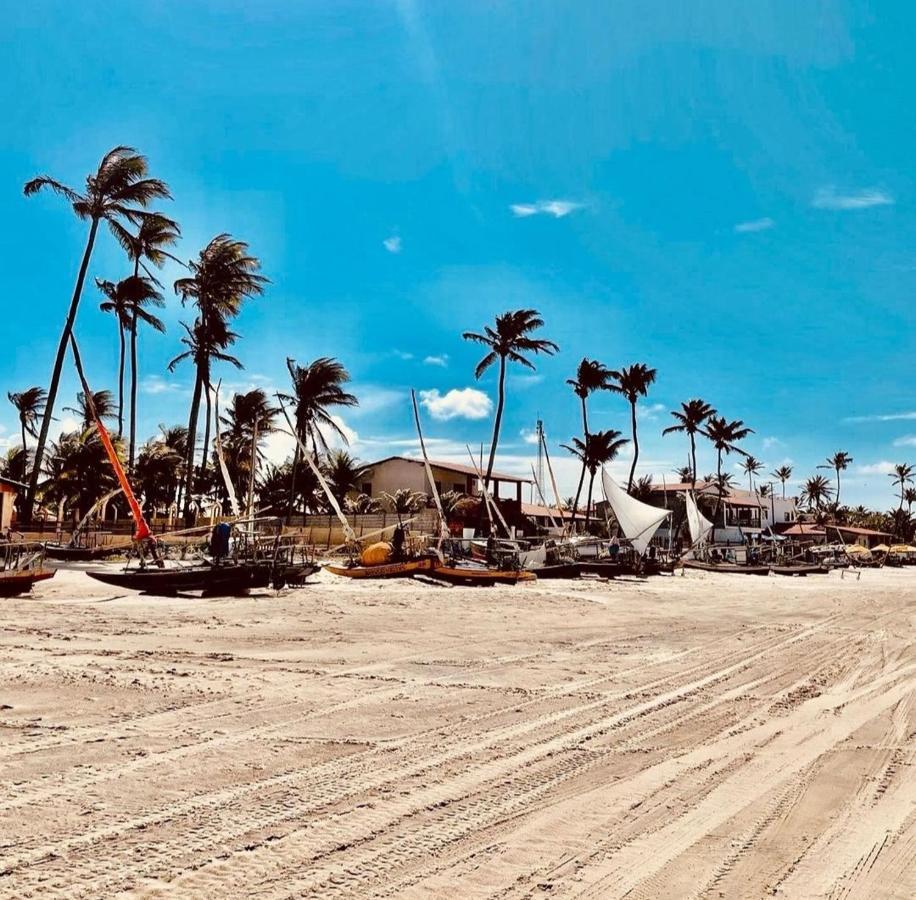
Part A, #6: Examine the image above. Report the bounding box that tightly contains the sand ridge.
[1,566,915,898]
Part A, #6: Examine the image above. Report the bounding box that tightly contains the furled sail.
[600,468,670,556]
[685,490,713,546]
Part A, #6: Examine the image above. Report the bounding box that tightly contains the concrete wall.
[0,484,15,531]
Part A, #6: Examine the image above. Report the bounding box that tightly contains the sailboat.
[680,490,769,575]
[578,470,672,576]
[1,541,56,596]
[44,488,126,561]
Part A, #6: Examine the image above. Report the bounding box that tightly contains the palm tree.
[741,455,764,494]
[134,439,184,517]
[608,363,657,492]
[22,146,171,522]
[7,387,46,481]
[97,276,165,443]
[65,390,117,430]
[703,415,753,528]
[110,214,181,469]
[322,450,367,504]
[770,464,793,499]
[889,463,915,511]
[758,483,772,500]
[346,493,383,514]
[905,487,916,516]
[662,399,716,488]
[173,235,267,520]
[562,429,629,528]
[817,451,853,508]
[566,358,612,514]
[380,489,428,516]
[630,475,655,503]
[280,356,359,523]
[800,474,834,511]
[463,309,558,489]
[219,388,277,510]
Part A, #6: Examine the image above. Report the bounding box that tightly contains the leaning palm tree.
[662,399,716,488]
[817,451,853,508]
[562,429,629,528]
[703,415,753,527]
[566,358,612,514]
[108,213,180,467]
[463,309,558,489]
[607,363,657,492]
[22,146,171,522]
[97,276,165,443]
[173,235,267,519]
[800,474,834,511]
[770,464,793,499]
[889,463,915,511]
[64,390,117,430]
[280,356,359,523]
[7,387,47,480]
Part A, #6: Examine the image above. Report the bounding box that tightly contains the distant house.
[646,480,797,544]
[519,501,585,530]
[0,476,24,531]
[358,456,531,503]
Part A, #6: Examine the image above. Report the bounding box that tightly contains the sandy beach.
[1,566,914,898]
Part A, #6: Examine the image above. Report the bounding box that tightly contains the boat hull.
[428,565,537,586]
[526,562,580,579]
[682,560,770,575]
[87,563,274,595]
[324,557,439,579]
[0,569,56,596]
[770,564,830,577]
[44,543,122,562]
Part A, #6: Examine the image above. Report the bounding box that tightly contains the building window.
[453,482,464,494]
[434,481,442,495]
[361,483,372,495]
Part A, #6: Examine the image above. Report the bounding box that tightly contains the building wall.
[357,459,474,500]
[0,484,16,531]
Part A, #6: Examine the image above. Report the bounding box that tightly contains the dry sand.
[1,564,915,898]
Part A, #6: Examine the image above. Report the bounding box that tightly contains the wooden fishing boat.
[527,562,580,579]
[1,543,57,596]
[769,563,830,577]
[44,542,122,562]
[428,563,537,586]
[87,560,276,595]
[324,557,440,579]
[682,559,770,575]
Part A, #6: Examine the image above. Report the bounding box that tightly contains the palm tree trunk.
[200,373,212,479]
[24,216,100,524]
[690,431,697,489]
[835,469,841,507]
[117,326,125,439]
[247,419,259,516]
[183,370,203,523]
[20,421,28,483]
[286,444,300,524]
[713,448,724,534]
[585,469,596,530]
[627,399,638,492]
[483,355,506,490]
[128,318,138,469]
[572,394,589,515]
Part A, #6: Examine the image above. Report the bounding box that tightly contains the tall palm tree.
[219,388,277,509]
[889,463,915,511]
[7,387,47,481]
[173,235,267,519]
[800,474,834,511]
[463,309,558,489]
[64,390,117,430]
[97,276,165,442]
[566,358,612,514]
[22,146,171,522]
[279,356,359,523]
[109,214,181,469]
[703,415,753,528]
[608,363,657,492]
[562,429,629,529]
[817,451,853,508]
[662,399,716,488]
[770,464,793,499]
[741,455,764,495]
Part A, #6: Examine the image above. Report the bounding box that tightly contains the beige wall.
[0,487,14,531]
[358,459,473,499]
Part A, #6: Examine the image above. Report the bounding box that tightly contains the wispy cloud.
[520,428,540,445]
[419,387,492,421]
[423,354,448,367]
[141,375,188,396]
[762,436,785,450]
[734,217,774,233]
[856,461,897,476]
[892,435,916,448]
[812,187,894,211]
[844,411,916,424]
[383,235,402,254]
[510,199,583,219]
[349,385,405,416]
[637,402,666,422]
[508,373,544,390]
[392,350,414,361]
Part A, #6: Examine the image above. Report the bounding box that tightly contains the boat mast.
[411,390,449,544]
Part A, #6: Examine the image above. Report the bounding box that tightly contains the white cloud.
[637,402,666,422]
[856,461,897,476]
[812,188,894,211]
[350,384,404,416]
[263,415,359,466]
[520,429,540,445]
[392,350,414,361]
[141,375,186,396]
[508,373,544,390]
[844,411,916,423]
[423,354,449,367]
[734,217,774,233]
[419,387,492,421]
[383,235,402,254]
[510,199,583,218]
[56,415,81,437]
[762,436,785,450]
[892,435,916,448]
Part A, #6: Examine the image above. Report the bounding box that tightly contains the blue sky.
[3,1,916,507]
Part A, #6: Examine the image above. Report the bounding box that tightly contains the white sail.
[685,490,713,546]
[600,468,670,556]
